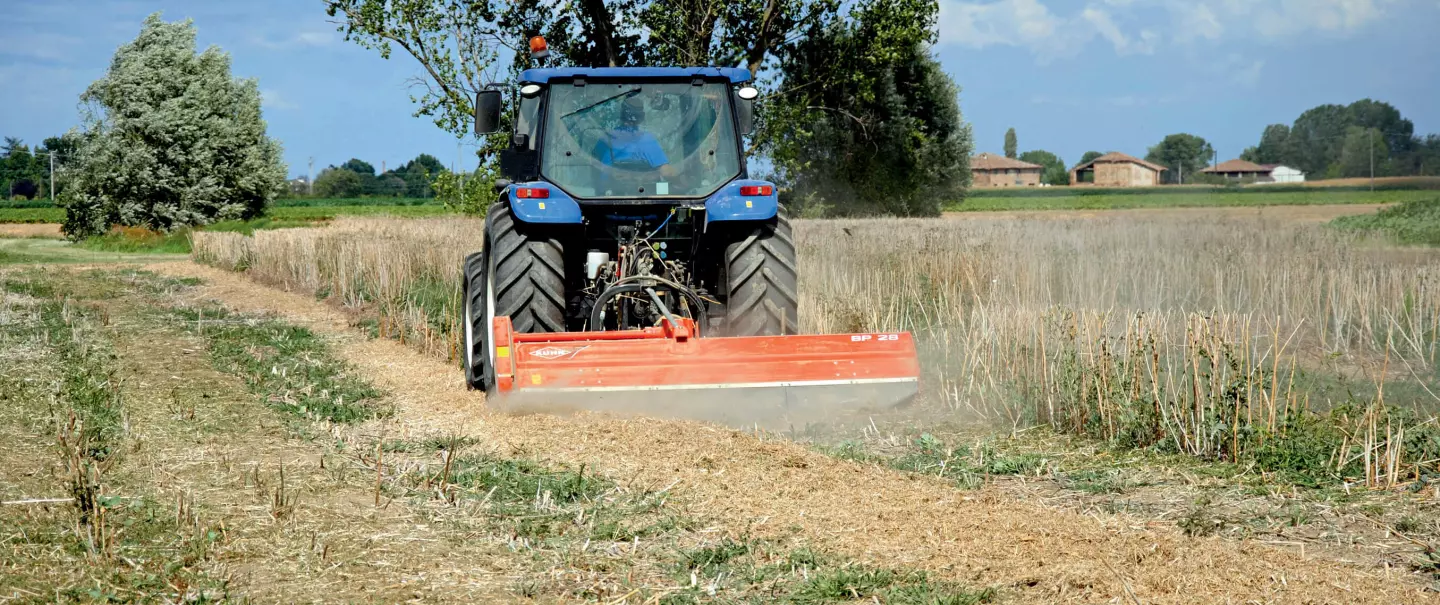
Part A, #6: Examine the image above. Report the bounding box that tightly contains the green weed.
[1331,197,1440,245]
[1064,469,1130,494]
[678,539,751,577]
[169,304,390,424]
[794,565,996,604]
[1179,495,1224,537]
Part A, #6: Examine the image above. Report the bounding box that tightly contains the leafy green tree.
[1,138,42,199]
[1348,99,1413,153]
[382,153,447,197]
[769,0,970,217]
[313,167,365,197]
[1004,128,1017,159]
[1240,124,1292,165]
[1077,150,1103,167]
[1338,126,1393,178]
[432,165,498,214]
[1145,134,1214,184]
[1289,104,1350,177]
[1409,135,1440,176]
[38,134,80,198]
[61,14,285,238]
[339,158,376,176]
[1018,150,1067,186]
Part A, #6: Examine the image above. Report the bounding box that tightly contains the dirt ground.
[135,260,1434,604]
[944,203,1391,223]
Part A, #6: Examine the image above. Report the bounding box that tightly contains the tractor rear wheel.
[721,209,799,337]
[461,250,489,391]
[462,203,567,393]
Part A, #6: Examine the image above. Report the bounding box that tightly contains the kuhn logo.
[530,347,575,360]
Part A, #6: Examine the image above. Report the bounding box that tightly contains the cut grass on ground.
[1,267,1004,602]
[806,425,1440,575]
[0,272,232,600]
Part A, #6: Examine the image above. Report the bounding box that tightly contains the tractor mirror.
[474,89,503,135]
[735,87,758,135]
[736,97,755,135]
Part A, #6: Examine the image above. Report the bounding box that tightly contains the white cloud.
[293,31,337,47]
[1170,3,1224,42]
[250,30,336,50]
[0,32,86,63]
[1252,0,1395,37]
[1231,59,1265,86]
[937,0,1143,60]
[261,89,297,110]
[936,0,1408,60]
[1082,7,1155,54]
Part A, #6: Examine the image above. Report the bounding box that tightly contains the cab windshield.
[541,81,741,199]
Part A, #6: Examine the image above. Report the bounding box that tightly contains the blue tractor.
[461,63,798,393]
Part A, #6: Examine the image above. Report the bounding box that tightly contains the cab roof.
[519,67,751,84]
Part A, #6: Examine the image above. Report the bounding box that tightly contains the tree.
[769,0,971,216]
[313,167,365,197]
[1077,150,1103,167]
[325,0,838,138]
[1348,99,1413,154]
[1240,124,1292,166]
[1018,150,1066,186]
[61,14,285,238]
[1338,126,1392,179]
[1145,134,1214,184]
[339,158,376,176]
[1,138,41,199]
[397,153,446,197]
[1004,128,1017,159]
[38,134,80,198]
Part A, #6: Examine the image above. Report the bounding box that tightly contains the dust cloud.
[490,381,916,432]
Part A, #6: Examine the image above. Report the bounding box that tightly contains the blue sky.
[2,0,1437,177]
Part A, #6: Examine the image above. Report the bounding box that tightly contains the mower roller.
[460,40,920,419]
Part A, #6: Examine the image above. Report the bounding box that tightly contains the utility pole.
[458,142,466,208]
[1369,129,1375,191]
[49,152,55,202]
[307,156,314,196]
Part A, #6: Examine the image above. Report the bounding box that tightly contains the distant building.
[1200,160,1307,184]
[1201,159,1270,181]
[1069,152,1167,187]
[971,153,1043,188]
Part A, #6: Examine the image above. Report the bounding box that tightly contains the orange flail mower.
[487,316,920,421]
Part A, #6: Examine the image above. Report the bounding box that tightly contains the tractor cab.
[476,65,764,206]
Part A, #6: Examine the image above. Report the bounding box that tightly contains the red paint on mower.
[488,316,920,416]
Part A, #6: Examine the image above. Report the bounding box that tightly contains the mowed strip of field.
[148,260,1431,604]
